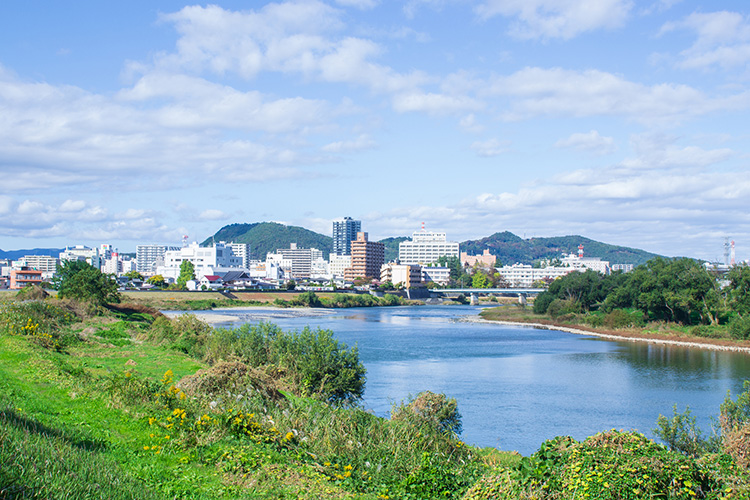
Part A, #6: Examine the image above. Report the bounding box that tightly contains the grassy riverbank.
[3,292,750,499]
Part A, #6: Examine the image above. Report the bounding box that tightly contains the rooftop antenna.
[421,221,425,232]
[731,240,736,266]
[182,235,188,248]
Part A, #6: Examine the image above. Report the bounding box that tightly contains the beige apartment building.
[344,232,384,281]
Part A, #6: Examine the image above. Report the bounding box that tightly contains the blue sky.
[1,1,749,262]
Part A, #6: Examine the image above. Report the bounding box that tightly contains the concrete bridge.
[429,287,545,305]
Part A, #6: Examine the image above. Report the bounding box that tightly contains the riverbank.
[162,306,335,324]
[477,306,750,353]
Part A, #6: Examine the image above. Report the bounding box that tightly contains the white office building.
[329,254,352,278]
[136,244,180,275]
[158,242,243,280]
[398,228,459,265]
[229,243,252,268]
[60,245,101,269]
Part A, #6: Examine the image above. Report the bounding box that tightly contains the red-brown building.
[10,267,43,289]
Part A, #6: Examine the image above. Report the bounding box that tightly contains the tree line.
[532,257,750,338]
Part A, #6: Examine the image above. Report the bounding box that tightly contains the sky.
[1,0,749,262]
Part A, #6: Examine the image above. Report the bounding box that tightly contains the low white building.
[496,264,576,288]
[381,263,423,288]
[157,242,243,280]
[60,245,100,269]
[421,266,451,286]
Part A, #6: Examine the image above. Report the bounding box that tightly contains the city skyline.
[1,1,749,262]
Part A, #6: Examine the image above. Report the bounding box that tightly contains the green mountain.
[202,222,333,260]
[460,232,660,266]
[378,236,409,263]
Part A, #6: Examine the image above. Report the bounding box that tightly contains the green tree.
[124,270,143,281]
[54,260,120,305]
[147,275,166,288]
[727,264,750,319]
[472,270,489,289]
[177,260,195,288]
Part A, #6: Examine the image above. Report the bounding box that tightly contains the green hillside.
[460,232,660,266]
[203,222,333,259]
[379,236,409,262]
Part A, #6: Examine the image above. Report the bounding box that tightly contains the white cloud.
[488,67,749,123]
[393,92,483,114]
[555,130,616,155]
[334,0,378,9]
[470,138,510,157]
[322,134,376,152]
[660,11,750,70]
[199,209,228,221]
[475,0,633,40]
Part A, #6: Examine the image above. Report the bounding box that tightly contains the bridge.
[429,288,545,305]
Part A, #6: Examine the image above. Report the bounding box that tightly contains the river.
[172,305,750,455]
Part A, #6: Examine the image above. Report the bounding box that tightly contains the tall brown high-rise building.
[344,232,384,281]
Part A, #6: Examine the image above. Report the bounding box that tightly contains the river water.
[184,305,750,455]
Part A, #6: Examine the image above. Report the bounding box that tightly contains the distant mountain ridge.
[460,232,660,266]
[203,223,659,267]
[202,222,333,260]
[0,248,64,260]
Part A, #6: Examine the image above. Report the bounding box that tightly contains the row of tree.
[533,257,750,331]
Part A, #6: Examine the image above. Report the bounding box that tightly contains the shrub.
[603,308,646,329]
[653,405,718,456]
[546,299,579,319]
[391,391,463,438]
[729,316,750,340]
[533,291,554,314]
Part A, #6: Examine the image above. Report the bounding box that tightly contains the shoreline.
[468,316,750,354]
[162,306,335,325]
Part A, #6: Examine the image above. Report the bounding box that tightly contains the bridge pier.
[470,293,479,306]
[518,293,527,306]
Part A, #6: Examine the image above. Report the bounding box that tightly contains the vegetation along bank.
[3,260,750,498]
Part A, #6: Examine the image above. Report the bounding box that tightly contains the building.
[380,263,423,288]
[345,232,385,281]
[332,217,361,256]
[277,244,323,280]
[496,264,576,288]
[398,226,459,265]
[329,254,352,278]
[10,267,43,289]
[60,245,100,269]
[421,266,451,286]
[461,249,496,268]
[555,245,611,274]
[14,255,58,274]
[229,243,251,268]
[159,242,243,280]
[611,264,634,273]
[136,244,180,275]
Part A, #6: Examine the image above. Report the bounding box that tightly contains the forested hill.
[203,222,333,259]
[460,232,661,266]
[379,236,409,262]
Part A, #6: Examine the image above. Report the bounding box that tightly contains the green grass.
[2,297,749,499]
